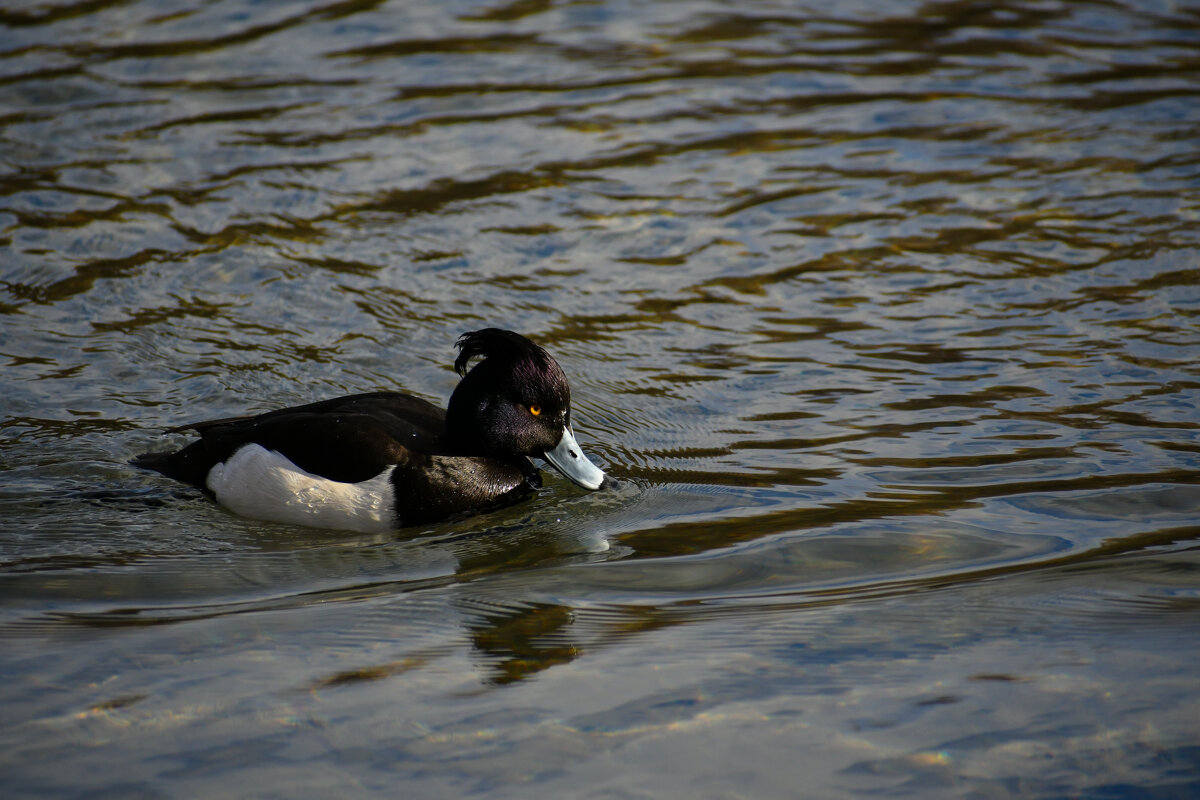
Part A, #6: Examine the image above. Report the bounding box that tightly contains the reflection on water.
[3,0,1200,796]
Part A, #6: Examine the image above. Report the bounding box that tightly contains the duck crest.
[454,328,555,377]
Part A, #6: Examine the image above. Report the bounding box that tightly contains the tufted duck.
[132,329,607,531]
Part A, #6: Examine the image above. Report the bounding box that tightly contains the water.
[2,0,1200,796]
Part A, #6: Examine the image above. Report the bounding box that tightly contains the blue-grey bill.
[544,426,606,490]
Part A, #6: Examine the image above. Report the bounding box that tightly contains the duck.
[132,328,607,532]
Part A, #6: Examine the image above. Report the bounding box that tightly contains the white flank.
[206,444,396,533]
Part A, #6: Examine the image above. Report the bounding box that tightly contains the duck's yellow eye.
[529,404,541,416]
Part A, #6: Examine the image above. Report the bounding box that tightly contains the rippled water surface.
[3,0,1200,797]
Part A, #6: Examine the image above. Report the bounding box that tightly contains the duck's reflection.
[462,601,579,685]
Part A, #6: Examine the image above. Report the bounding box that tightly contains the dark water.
[3,0,1200,796]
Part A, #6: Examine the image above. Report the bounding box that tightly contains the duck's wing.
[143,392,447,487]
[172,391,444,438]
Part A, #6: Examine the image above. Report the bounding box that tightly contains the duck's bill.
[543,426,606,490]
